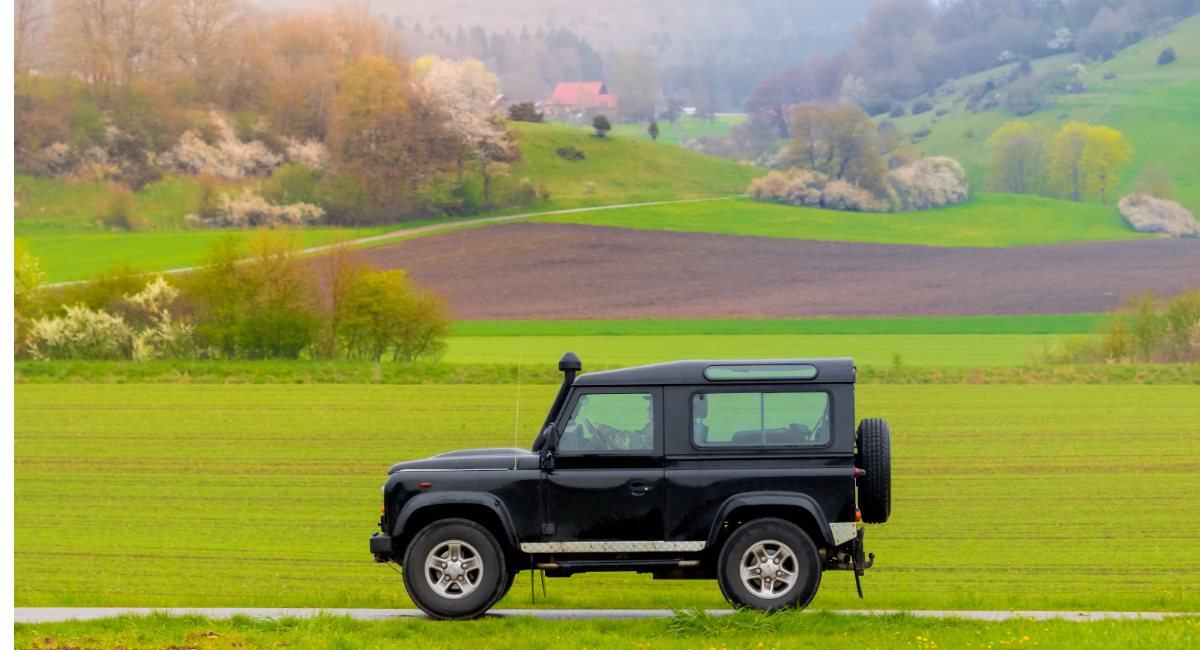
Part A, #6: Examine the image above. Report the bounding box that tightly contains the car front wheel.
[402,518,508,620]
[716,518,822,612]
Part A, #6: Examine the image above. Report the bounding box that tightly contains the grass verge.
[14,610,1200,650]
[15,384,1200,611]
[13,360,1200,385]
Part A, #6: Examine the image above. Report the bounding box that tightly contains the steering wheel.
[583,418,614,450]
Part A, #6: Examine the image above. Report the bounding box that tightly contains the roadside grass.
[530,193,1150,248]
[14,360,1200,385]
[888,13,1200,211]
[15,384,1200,611]
[452,314,1108,337]
[14,611,1200,650]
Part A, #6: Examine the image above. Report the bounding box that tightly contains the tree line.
[14,235,451,362]
[14,2,526,224]
[987,119,1131,203]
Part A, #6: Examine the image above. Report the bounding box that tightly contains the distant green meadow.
[889,14,1200,211]
[453,314,1108,337]
[15,383,1200,612]
[531,193,1148,248]
[15,610,1200,650]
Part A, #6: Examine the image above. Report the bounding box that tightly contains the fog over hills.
[251,0,878,106]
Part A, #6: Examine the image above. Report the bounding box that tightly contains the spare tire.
[855,418,891,524]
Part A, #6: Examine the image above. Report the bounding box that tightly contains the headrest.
[693,395,708,418]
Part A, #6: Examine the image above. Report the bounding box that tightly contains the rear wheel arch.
[709,499,834,553]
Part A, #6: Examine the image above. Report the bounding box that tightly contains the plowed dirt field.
[364,223,1200,320]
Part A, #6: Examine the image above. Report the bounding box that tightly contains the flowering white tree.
[416,56,514,202]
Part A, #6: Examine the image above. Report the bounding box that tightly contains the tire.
[856,418,892,524]
[402,518,508,620]
[716,518,822,612]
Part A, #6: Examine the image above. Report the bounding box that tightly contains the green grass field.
[570,113,747,145]
[532,193,1149,248]
[453,314,1108,336]
[442,334,1062,368]
[15,383,1199,612]
[888,14,1200,212]
[15,610,1200,650]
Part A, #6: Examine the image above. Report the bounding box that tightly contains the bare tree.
[15,0,46,74]
[173,0,240,93]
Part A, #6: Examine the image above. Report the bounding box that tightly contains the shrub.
[260,162,320,205]
[911,101,933,115]
[337,269,450,362]
[159,112,283,178]
[888,157,970,211]
[935,108,950,117]
[317,172,372,225]
[508,102,544,123]
[1041,289,1200,364]
[912,129,932,139]
[593,114,611,136]
[15,241,45,348]
[285,138,329,169]
[538,184,552,201]
[188,189,323,228]
[186,233,321,360]
[747,169,826,207]
[25,305,132,360]
[889,106,905,118]
[822,179,887,212]
[103,186,137,230]
[1117,193,1198,237]
[1103,71,1117,80]
[1018,58,1033,75]
[648,120,659,141]
[1158,46,1176,65]
[55,263,148,313]
[862,99,893,117]
[556,146,586,161]
[965,129,974,138]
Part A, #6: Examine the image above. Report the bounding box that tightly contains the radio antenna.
[514,350,522,470]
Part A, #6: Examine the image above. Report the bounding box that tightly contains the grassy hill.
[882,14,1200,212]
[17,123,765,282]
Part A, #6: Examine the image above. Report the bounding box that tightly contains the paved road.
[14,608,1187,623]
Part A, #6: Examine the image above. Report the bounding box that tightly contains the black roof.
[573,358,856,386]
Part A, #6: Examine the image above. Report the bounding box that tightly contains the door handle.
[629,482,654,496]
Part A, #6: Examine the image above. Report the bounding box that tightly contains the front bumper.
[370,533,393,562]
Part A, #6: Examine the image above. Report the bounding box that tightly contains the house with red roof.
[544,82,617,117]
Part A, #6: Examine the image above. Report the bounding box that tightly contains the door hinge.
[541,523,556,535]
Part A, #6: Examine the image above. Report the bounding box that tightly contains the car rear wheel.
[856,418,892,524]
[716,518,821,612]
[402,518,508,620]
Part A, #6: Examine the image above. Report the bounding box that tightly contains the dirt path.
[364,222,1200,320]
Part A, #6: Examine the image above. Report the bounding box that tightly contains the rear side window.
[692,392,830,448]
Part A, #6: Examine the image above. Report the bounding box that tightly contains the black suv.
[370,353,891,619]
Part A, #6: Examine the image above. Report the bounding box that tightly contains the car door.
[543,386,664,543]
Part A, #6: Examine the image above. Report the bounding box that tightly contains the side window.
[693,392,830,448]
[559,393,655,452]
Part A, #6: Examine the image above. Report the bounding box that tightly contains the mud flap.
[853,527,875,598]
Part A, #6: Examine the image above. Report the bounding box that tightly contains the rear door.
[543,386,664,543]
